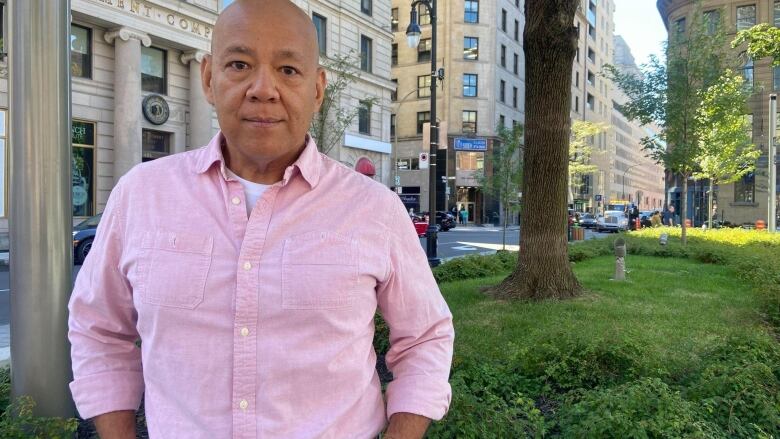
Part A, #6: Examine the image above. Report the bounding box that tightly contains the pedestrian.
[67,1,454,438]
[669,204,677,226]
[651,210,662,227]
[461,208,469,225]
[459,205,466,225]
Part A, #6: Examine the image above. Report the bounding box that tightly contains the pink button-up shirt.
[68,133,454,438]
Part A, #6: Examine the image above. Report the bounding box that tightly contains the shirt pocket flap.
[143,230,214,255]
[283,231,357,266]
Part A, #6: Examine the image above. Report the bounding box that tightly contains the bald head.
[212,0,320,67]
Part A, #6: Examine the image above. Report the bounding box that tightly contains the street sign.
[394,175,400,186]
[595,194,603,202]
[454,137,488,151]
[419,152,429,169]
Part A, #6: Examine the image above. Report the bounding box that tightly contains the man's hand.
[93,410,136,439]
[383,412,430,439]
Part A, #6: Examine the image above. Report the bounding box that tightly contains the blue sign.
[595,194,602,202]
[454,137,488,151]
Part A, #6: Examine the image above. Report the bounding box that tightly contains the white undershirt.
[225,168,270,216]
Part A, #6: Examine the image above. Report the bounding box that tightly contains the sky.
[612,0,668,66]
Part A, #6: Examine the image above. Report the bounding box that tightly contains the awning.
[355,157,376,176]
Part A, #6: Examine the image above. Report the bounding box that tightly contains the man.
[68,1,454,438]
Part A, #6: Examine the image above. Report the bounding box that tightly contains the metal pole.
[9,0,75,416]
[769,94,777,232]
[425,0,440,266]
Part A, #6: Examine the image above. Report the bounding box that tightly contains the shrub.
[432,252,517,284]
[373,313,390,355]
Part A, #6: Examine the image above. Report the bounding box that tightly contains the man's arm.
[93,410,136,439]
[383,412,431,439]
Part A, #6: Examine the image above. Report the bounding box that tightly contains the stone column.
[181,50,214,149]
[104,27,151,183]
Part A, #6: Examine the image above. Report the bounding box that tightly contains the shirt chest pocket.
[281,231,358,310]
[136,230,214,309]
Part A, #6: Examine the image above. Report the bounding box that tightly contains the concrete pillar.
[181,50,213,148]
[104,27,151,183]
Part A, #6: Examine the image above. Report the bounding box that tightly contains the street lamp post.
[393,88,422,193]
[407,0,441,267]
[622,163,641,204]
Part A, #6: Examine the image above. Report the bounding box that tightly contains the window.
[575,71,580,88]
[575,96,580,113]
[72,120,96,217]
[501,9,507,32]
[360,35,372,72]
[746,114,753,141]
[396,157,420,170]
[417,111,430,134]
[500,45,506,67]
[463,73,478,97]
[391,43,398,66]
[390,114,396,137]
[499,115,506,128]
[742,58,754,86]
[675,17,686,34]
[141,46,166,94]
[588,24,596,39]
[391,8,399,31]
[774,67,780,90]
[587,70,595,86]
[361,0,372,16]
[736,5,756,31]
[465,0,479,23]
[704,10,720,35]
[464,37,479,60]
[456,151,484,171]
[418,4,431,25]
[418,38,431,62]
[500,80,506,102]
[142,129,171,162]
[587,47,596,63]
[391,78,398,101]
[513,87,518,108]
[735,172,755,203]
[513,53,519,75]
[514,20,519,41]
[313,13,327,55]
[775,1,780,27]
[462,110,477,133]
[417,75,431,98]
[358,100,371,134]
[586,93,594,110]
[71,24,92,79]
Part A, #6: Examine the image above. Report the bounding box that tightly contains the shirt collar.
[194,131,321,189]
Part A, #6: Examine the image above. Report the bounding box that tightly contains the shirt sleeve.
[377,195,455,421]
[68,180,144,420]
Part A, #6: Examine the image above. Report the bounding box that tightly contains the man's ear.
[201,54,216,106]
[313,67,327,112]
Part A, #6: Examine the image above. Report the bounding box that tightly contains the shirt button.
[240,327,249,337]
[239,399,248,410]
[231,196,241,205]
[243,262,252,271]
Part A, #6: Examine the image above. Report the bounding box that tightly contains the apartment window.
[456,151,484,171]
[391,43,398,66]
[142,129,171,162]
[514,20,519,41]
[587,47,596,63]
[358,100,371,134]
[734,172,755,203]
[736,5,756,31]
[746,114,753,141]
[463,73,478,97]
[500,80,506,102]
[361,0,372,16]
[512,87,518,108]
[775,1,780,27]
[418,38,431,62]
[742,58,754,86]
[390,78,398,101]
[774,66,780,90]
[465,0,479,23]
[390,114,396,137]
[587,70,595,86]
[704,10,720,35]
[71,24,92,79]
[396,158,420,171]
[313,13,327,55]
[141,46,166,94]
[586,93,594,110]
[499,115,506,128]
[575,71,580,88]
[72,120,96,217]
[513,53,519,75]
[464,37,479,60]
[418,3,431,25]
[575,96,580,113]
[417,75,431,98]
[588,24,596,39]
[462,110,477,133]
[417,111,430,134]
[360,35,372,72]
[501,9,507,32]
[500,45,506,67]
[675,17,686,34]
[391,8,399,31]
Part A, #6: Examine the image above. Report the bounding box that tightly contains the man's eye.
[228,61,249,71]
[281,66,299,76]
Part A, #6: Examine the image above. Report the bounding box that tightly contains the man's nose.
[245,66,280,102]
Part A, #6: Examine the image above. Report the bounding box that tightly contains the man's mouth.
[243,117,282,126]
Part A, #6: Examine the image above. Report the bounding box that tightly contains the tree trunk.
[680,175,688,245]
[502,205,508,251]
[491,0,582,300]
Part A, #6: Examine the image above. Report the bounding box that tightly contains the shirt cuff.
[70,370,144,420]
[385,374,452,421]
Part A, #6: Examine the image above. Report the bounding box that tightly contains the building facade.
[0,0,393,236]
[658,0,780,225]
[390,0,526,224]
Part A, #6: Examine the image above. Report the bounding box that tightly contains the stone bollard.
[614,237,626,281]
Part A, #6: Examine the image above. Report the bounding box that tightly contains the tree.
[476,123,523,251]
[310,53,377,156]
[694,71,760,228]
[605,7,729,245]
[569,121,607,206]
[490,0,582,301]
[733,23,780,66]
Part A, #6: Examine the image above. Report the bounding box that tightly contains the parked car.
[639,210,656,228]
[596,210,629,233]
[579,213,598,228]
[419,211,455,231]
[73,213,102,264]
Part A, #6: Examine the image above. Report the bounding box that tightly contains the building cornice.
[104,26,152,47]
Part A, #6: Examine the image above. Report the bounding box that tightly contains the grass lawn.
[446,255,767,378]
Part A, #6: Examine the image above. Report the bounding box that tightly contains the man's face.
[202,1,326,169]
